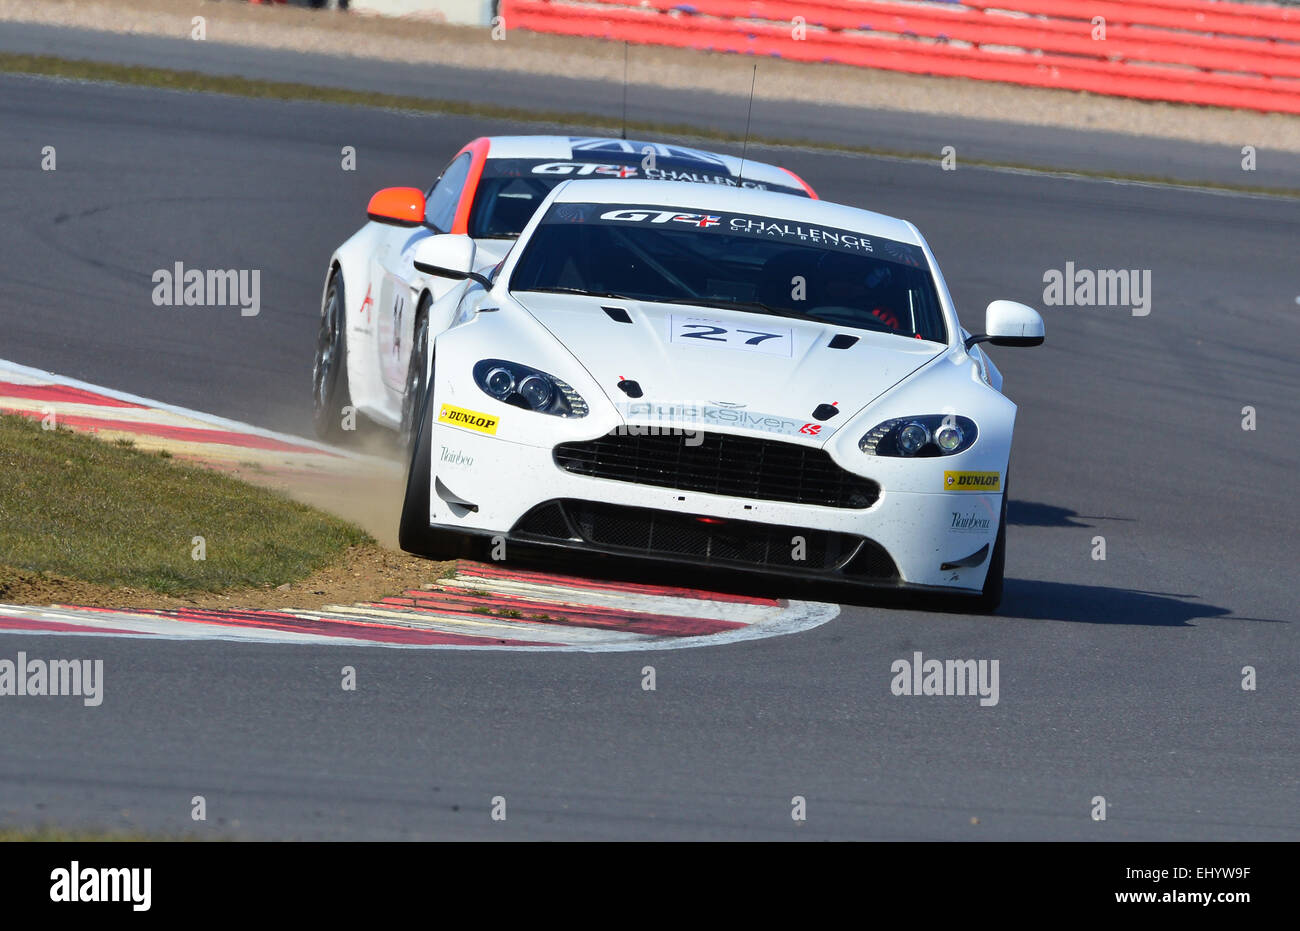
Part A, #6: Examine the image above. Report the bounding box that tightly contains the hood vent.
[602,306,632,323]
[828,333,858,349]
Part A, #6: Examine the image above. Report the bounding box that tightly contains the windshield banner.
[543,203,926,267]
[482,159,798,194]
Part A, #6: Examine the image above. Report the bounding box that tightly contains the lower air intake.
[511,500,897,577]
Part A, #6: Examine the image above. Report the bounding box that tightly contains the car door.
[376,152,473,401]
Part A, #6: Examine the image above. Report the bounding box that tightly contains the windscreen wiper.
[514,287,643,301]
[653,297,827,323]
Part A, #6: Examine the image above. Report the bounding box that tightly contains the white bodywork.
[408,180,1039,594]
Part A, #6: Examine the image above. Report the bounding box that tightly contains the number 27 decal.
[678,325,784,346]
[669,316,793,356]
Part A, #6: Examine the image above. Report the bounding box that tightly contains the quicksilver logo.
[618,401,808,437]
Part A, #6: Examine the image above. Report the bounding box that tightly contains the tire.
[397,356,473,560]
[311,270,352,442]
[935,474,1007,614]
[398,294,431,451]
[968,487,1007,614]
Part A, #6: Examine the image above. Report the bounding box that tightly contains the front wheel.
[311,271,352,442]
[399,293,431,451]
[397,356,473,561]
[935,477,1007,615]
[968,488,1006,613]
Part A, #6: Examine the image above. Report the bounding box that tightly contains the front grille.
[554,431,879,509]
[512,500,881,572]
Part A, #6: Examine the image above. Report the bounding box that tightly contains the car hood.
[509,292,946,444]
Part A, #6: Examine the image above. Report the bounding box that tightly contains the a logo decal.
[618,401,832,440]
[600,209,722,227]
[949,511,992,532]
[943,471,1001,492]
[533,162,639,178]
[439,446,475,468]
[439,404,499,435]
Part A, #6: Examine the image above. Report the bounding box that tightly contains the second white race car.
[395,179,1045,611]
[311,135,815,446]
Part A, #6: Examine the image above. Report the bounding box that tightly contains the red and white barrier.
[499,0,1300,113]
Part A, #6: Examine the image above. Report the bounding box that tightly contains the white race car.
[394,180,1045,611]
[311,135,815,445]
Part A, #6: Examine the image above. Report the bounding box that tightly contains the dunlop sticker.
[943,471,1000,492]
[439,404,499,435]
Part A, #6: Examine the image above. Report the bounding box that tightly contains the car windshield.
[509,202,948,342]
[467,158,809,240]
[469,176,559,239]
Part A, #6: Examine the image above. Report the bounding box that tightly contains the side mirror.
[413,234,491,286]
[965,300,1045,350]
[366,187,425,227]
[413,233,475,278]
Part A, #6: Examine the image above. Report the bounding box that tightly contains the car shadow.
[488,547,1281,629]
[1008,500,1137,528]
[818,578,1275,627]
[994,578,1279,627]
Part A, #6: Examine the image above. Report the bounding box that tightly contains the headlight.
[934,422,964,452]
[483,366,515,398]
[472,359,588,418]
[517,374,554,410]
[860,415,977,457]
[897,422,930,455]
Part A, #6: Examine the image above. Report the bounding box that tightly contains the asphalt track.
[0,70,1297,840]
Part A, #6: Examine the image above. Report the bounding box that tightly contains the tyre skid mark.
[377,589,748,636]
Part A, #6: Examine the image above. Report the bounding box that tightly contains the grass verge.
[2,52,1298,199]
[0,826,210,841]
[0,412,367,595]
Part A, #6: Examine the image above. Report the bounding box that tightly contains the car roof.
[481,135,805,193]
[548,179,924,245]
